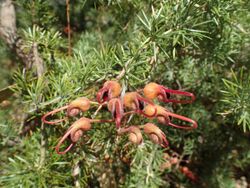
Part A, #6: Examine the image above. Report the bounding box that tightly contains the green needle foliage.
[221,68,250,132]
[0,0,250,187]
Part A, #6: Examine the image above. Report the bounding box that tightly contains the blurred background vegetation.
[0,0,250,187]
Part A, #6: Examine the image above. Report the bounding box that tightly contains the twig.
[39,122,47,168]
[72,161,81,188]
[116,60,130,80]
[31,42,45,77]
[0,0,45,76]
[92,102,107,118]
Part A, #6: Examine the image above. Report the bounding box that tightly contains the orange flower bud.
[123,92,156,117]
[143,123,168,147]
[118,126,143,145]
[155,105,171,125]
[143,82,195,104]
[96,81,121,103]
[143,82,161,100]
[144,105,197,130]
[128,126,143,145]
[123,92,138,110]
[55,118,91,154]
[143,104,170,124]
[67,97,90,117]
[105,81,121,97]
[69,118,91,142]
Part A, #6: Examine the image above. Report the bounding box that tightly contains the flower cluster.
[42,81,198,154]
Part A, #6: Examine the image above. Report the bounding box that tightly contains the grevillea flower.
[143,82,195,104]
[123,92,157,117]
[42,80,198,155]
[143,104,198,130]
[96,81,121,103]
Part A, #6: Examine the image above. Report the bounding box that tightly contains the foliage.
[220,68,250,132]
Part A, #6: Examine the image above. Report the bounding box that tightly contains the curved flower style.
[42,105,69,125]
[96,81,121,103]
[42,97,91,124]
[123,92,157,117]
[144,104,197,130]
[143,82,195,104]
[107,98,124,128]
[55,117,113,154]
[143,123,169,147]
[55,118,91,154]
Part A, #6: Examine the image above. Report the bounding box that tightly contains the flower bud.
[69,118,91,142]
[143,82,161,100]
[143,104,157,117]
[143,82,195,104]
[144,105,197,130]
[67,97,90,117]
[118,126,143,145]
[96,81,121,103]
[128,126,143,145]
[123,92,138,110]
[104,81,121,98]
[123,92,156,117]
[55,118,91,154]
[143,123,168,147]
[143,104,170,124]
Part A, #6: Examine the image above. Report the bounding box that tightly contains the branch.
[0,0,45,76]
[39,122,47,168]
[72,161,81,188]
